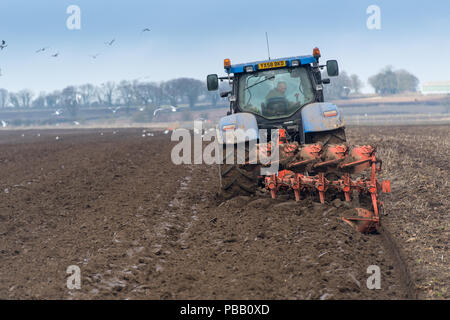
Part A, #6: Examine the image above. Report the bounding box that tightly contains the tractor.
[206,48,390,233]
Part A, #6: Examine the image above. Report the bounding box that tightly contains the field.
[0,125,448,299]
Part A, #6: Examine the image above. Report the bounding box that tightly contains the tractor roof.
[226,55,317,74]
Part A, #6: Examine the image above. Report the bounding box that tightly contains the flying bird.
[89,53,100,59]
[153,106,176,117]
[36,47,50,53]
[1,120,7,128]
[53,109,63,116]
[0,40,7,50]
[51,52,59,58]
[105,39,115,46]
[142,28,151,33]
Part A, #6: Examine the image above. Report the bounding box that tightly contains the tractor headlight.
[291,60,300,67]
[245,66,254,72]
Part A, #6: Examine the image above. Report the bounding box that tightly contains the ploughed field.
[0,126,447,299]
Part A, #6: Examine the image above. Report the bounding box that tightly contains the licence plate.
[258,60,286,70]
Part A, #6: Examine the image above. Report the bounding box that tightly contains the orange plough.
[259,132,391,233]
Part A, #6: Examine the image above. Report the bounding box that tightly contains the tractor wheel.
[308,128,347,146]
[218,143,261,200]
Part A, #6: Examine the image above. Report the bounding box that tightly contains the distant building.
[422,81,450,95]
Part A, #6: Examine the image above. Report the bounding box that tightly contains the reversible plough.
[256,130,391,233]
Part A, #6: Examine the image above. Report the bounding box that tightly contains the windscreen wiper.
[245,75,275,91]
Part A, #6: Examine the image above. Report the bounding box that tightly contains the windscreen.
[238,67,315,119]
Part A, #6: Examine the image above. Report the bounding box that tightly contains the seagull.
[153,106,177,116]
[73,121,80,125]
[105,39,115,46]
[53,109,63,116]
[108,107,121,114]
[51,52,59,58]
[139,107,145,112]
[142,28,151,33]
[89,53,100,59]
[36,47,50,53]
[0,40,7,50]
[153,108,163,116]
[1,120,7,128]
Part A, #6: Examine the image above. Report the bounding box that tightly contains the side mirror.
[326,60,339,77]
[207,74,219,91]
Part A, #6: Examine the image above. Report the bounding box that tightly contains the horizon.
[0,0,450,93]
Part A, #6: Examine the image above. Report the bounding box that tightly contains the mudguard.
[301,102,344,133]
[216,112,259,145]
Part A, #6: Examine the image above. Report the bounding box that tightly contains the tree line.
[0,78,230,113]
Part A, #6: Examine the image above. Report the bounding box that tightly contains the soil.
[0,126,447,299]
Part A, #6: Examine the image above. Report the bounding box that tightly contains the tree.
[46,91,61,109]
[118,80,137,114]
[17,89,34,108]
[135,82,164,107]
[32,92,47,109]
[9,93,21,108]
[396,69,419,93]
[78,84,96,107]
[98,82,116,107]
[61,86,79,117]
[369,66,418,95]
[161,79,182,106]
[368,66,398,95]
[350,74,363,94]
[0,89,8,108]
[177,78,204,108]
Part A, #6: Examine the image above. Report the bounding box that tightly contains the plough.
[260,136,391,233]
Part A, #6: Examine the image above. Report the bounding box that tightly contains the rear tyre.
[218,143,261,200]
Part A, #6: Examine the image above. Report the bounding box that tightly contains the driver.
[263,81,291,116]
[265,81,287,100]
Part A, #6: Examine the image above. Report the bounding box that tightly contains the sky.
[0,0,449,93]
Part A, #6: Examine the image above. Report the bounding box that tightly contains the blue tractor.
[208,48,345,146]
[207,48,391,233]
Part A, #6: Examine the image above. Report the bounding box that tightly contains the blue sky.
[0,0,449,92]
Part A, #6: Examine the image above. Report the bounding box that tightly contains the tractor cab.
[207,48,343,144]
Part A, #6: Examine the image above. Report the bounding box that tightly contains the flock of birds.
[0,27,151,76]
[0,28,177,130]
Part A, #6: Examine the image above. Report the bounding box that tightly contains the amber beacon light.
[313,47,321,59]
